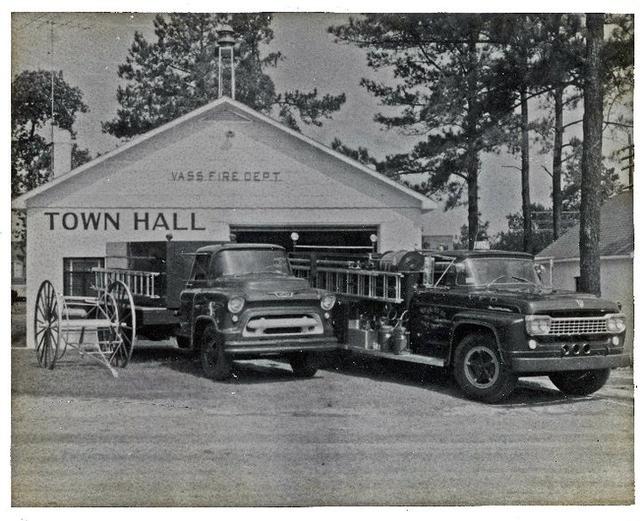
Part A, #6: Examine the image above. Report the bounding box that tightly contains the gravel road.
[11,346,634,506]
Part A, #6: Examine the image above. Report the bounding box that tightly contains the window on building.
[12,256,25,284]
[574,276,581,292]
[63,257,104,296]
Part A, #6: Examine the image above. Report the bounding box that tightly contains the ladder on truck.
[92,267,161,299]
[289,255,405,304]
[289,251,447,368]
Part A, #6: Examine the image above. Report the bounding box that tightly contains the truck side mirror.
[422,256,435,287]
[534,263,550,288]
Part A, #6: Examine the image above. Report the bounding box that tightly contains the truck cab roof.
[427,249,534,261]
[195,243,285,255]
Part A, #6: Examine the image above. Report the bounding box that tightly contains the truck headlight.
[227,296,245,314]
[525,315,552,336]
[320,294,336,311]
[606,314,625,333]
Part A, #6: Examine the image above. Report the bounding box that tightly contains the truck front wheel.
[288,352,318,378]
[200,325,232,380]
[453,333,517,403]
[549,369,610,396]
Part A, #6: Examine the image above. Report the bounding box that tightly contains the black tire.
[200,325,232,380]
[549,369,611,396]
[453,333,517,403]
[289,352,318,378]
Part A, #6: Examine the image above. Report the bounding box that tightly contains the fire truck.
[36,237,629,402]
[289,246,630,403]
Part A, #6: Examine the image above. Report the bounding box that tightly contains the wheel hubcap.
[464,346,499,389]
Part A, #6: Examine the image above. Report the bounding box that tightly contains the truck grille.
[549,317,608,335]
[243,313,323,337]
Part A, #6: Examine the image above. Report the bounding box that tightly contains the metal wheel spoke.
[43,332,50,366]
[36,335,47,363]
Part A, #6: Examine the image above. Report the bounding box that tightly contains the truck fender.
[191,315,220,351]
[447,319,505,367]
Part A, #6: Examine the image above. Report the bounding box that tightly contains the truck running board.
[340,345,446,367]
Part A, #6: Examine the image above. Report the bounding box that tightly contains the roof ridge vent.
[203,109,251,122]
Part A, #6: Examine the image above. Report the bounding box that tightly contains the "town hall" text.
[43,211,206,231]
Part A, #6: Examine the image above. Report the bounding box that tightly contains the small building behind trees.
[536,190,633,343]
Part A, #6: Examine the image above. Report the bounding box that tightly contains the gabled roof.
[536,191,633,260]
[12,96,436,212]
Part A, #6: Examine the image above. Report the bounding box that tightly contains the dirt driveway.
[11,345,634,506]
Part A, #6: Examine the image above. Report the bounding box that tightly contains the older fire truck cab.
[177,243,339,379]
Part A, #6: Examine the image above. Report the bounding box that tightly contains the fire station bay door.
[230,226,379,253]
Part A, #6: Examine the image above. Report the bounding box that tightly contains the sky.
[10,11,633,237]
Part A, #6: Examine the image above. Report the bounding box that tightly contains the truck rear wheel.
[200,325,232,380]
[549,369,610,396]
[288,352,318,378]
[453,333,517,403]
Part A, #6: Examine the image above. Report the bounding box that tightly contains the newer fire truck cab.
[291,248,630,403]
[410,250,628,402]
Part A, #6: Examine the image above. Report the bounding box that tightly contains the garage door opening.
[231,226,379,253]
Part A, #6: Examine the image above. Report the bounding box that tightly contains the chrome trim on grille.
[548,316,608,335]
[527,313,624,336]
[243,313,324,337]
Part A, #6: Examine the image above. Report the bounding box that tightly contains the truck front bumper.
[223,335,340,357]
[510,353,630,373]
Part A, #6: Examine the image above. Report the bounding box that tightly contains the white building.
[12,96,436,349]
[536,191,633,343]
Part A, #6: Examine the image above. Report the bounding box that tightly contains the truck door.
[409,262,457,359]
[178,252,211,336]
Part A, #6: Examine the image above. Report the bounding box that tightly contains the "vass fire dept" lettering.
[44,211,206,231]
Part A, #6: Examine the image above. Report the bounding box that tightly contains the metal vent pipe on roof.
[217,24,236,100]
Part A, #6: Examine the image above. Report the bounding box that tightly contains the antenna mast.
[49,19,55,174]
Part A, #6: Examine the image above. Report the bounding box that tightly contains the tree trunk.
[579,14,604,296]
[465,30,481,251]
[552,85,564,240]
[520,87,532,253]
[467,154,479,250]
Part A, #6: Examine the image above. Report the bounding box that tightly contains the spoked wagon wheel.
[56,297,71,361]
[34,280,61,369]
[107,280,136,368]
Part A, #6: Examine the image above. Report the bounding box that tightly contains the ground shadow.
[327,352,596,407]
[128,345,607,406]
[129,344,317,385]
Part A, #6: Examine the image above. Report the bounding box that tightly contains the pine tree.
[103,13,345,138]
[330,14,512,249]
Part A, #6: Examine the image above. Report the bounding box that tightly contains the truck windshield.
[212,249,291,277]
[458,257,541,287]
